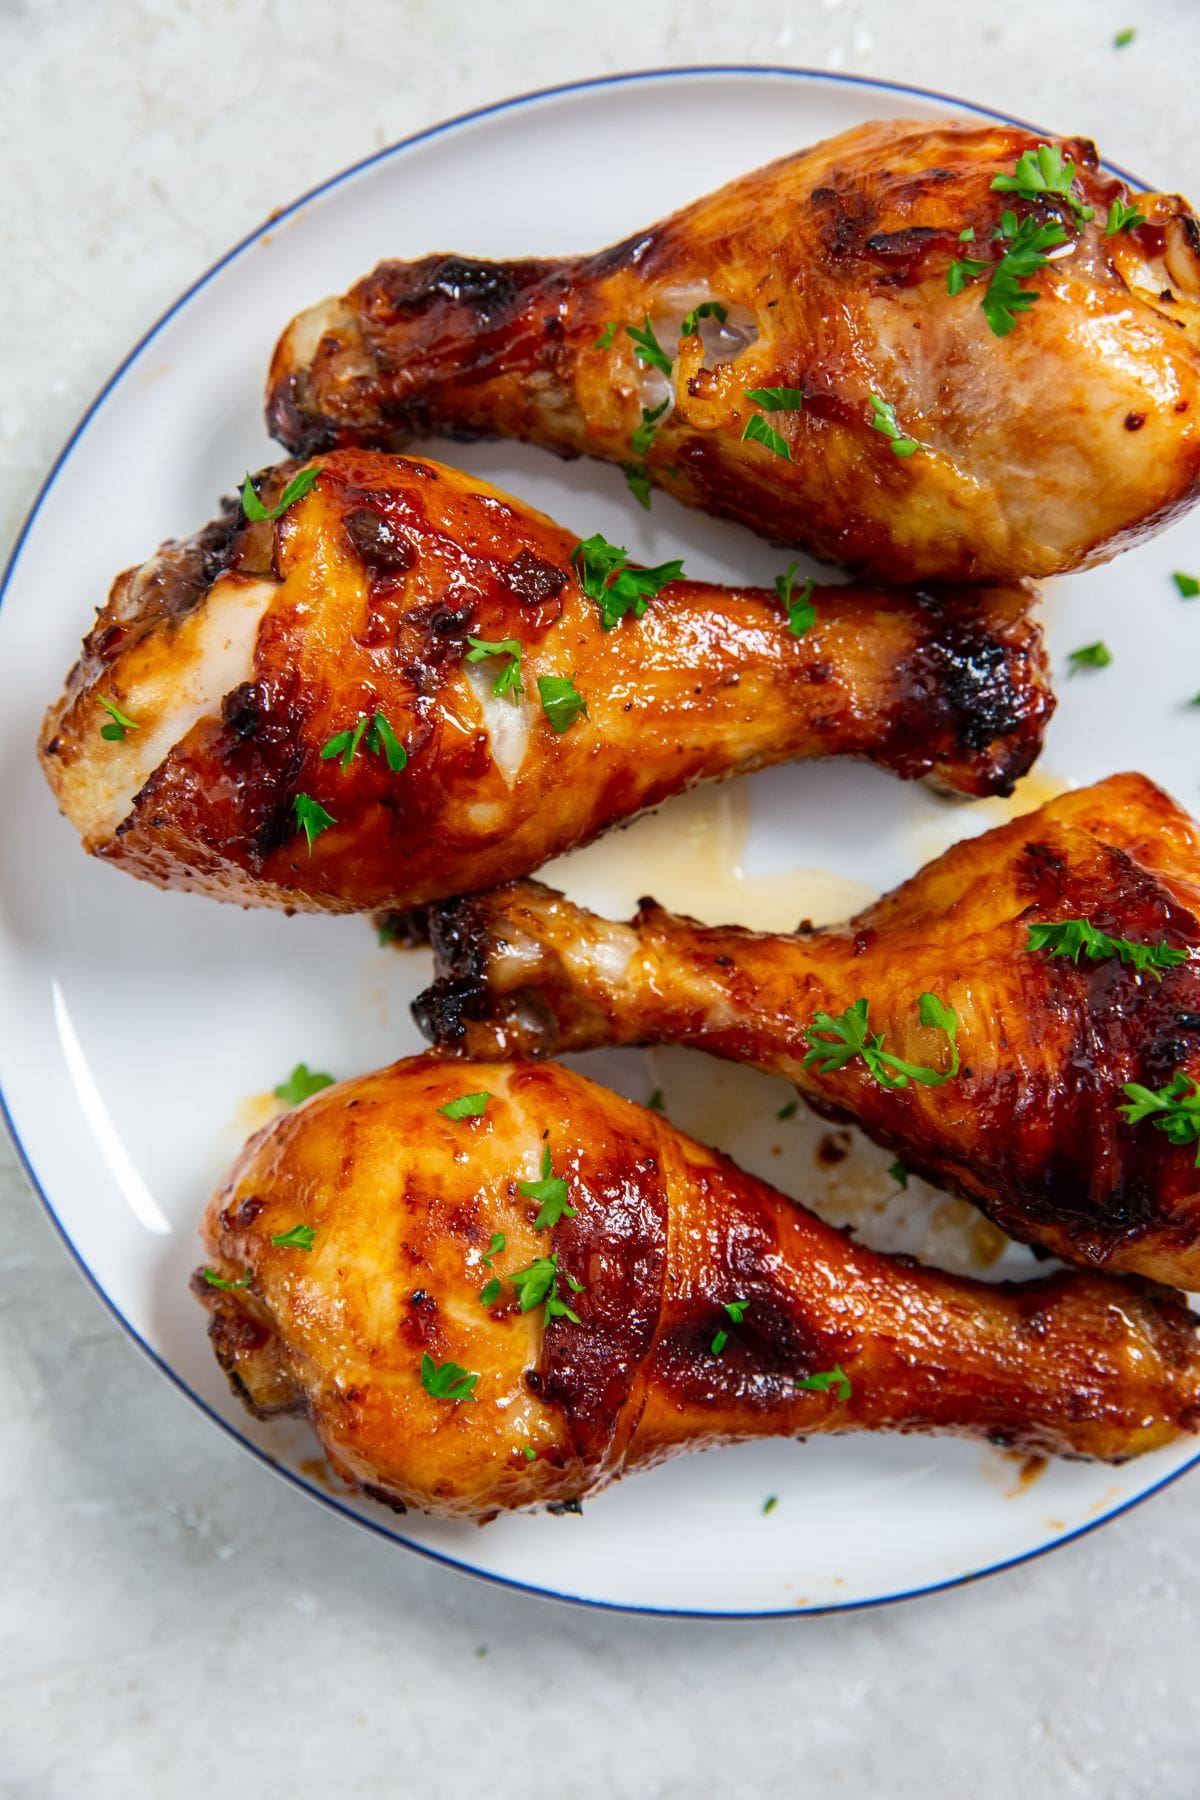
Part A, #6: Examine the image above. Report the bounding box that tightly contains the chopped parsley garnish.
[981,212,1071,337]
[741,387,804,462]
[1172,572,1200,598]
[508,1251,584,1326]
[320,711,407,772]
[1106,197,1147,236]
[990,143,1094,224]
[1114,26,1136,46]
[481,1231,506,1266]
[465,636,524,702]
[479,1277,502,1307]
[947,253,990,296]
[293,793,335,850]
[571,533,683,631]
[1026,919,1187,979]
[438,1091,491,1120]
[99,697,139,742]
[593,321,618,349]
[522,1446,538,1462]
[804,994,960,1090]
[777,1099,799,1121]
[1067,640,1112,673]
[241,465,320,523]
[271,1224,315,1251]
[537,674,588,734]
[958,226,977,242]
[201,1266,252,1291]
[518,1145,576,1230]
[762,1495,778,1514]
[724,1299,748,1323]
[888,1160,910,1189]
[776,562,816,636]
[647,1088,666,1113]
[796,1365,852,1401]
[868,393,920,458]
[420,1353,479,1403]
[627,315,672,377]
[623,463,652,508]
[681,300,728,337]
[1120,1073,1200,1165]
[711,1328,729,1356]
[273,1063,335,1105]
[631,398,670,456]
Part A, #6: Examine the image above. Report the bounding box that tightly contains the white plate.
[3,67,1198,1618]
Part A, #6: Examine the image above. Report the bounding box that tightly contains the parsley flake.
[777,1099,799,1121]
[776,562,816,636]
[1106,197,1147,236]
[593,321,618,349]
[273,1063,335,1105]
[724,1299,748,1323]
[742,414,792,460]
[796,1365,852,1402]
[201,1266,252,1291]
[762,1495,778,1514]
[1025,919,1187,980]
[241,465,320,523]
[320,711,407,772]
[681,300,728,336]
[627,315,673,377]
[508,1251,584,1326]
[293,793,335,850]
[439,1091,491,1120]
[631,397,670,457]
[537,674,588,734]
[1172,572,1200,598]
[711,1328,729,1356]
[518,1145,576,1230]
[647,1088,666,1113]
[1067,641,1112,674]
[741,388,804,462]
[1114,26,1136,46]
[980,212,1071,337]
[571,534,683,631]
[481,1231,506,1266]
[465,636,524,702]
[804,994,961,1090]
[1120,1073,1200,1165]
[420,1353,479,1403]
[271,1224,315,1251]
[99,697,139,742]
[623,462,652,508]
[868,393,920,458]
[888,1160,910,1189]
[479,1277,502,1308]
[991,143,1094,223]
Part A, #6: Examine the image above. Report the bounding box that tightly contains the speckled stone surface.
[3,4,1200,1794]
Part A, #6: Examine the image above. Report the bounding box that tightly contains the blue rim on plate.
[0,64,1176,1619]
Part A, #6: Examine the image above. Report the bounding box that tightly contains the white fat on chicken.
[463,659,532,787]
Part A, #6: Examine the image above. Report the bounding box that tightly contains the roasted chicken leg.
[39,448,1049,913]
[194,1056,1200,1519]
[267,119,1200,583]
[418,773,1200,1287]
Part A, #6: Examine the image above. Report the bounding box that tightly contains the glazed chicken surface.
[38,448,1050,913]
[194,1056,1200,1520]
[418,774,1200,1288]
[267,119,1200,583]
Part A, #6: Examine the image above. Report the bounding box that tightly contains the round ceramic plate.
[3,67,1199,1618]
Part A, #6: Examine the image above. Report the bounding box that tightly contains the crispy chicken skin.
[267,119,1200,583]
[194,1056,1200,1519]
[418,774,1200,1287]
[38,448,1049,912]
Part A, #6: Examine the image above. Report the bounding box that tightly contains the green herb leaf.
[631,397,670,457]
[762,1494,778,1514]
[744,386,806,411]
[537,674,588,735]
[741,413,793,461]
[980,213,1071,337]
[681,300,728,337]
[1120,1073,1200,1165]
[366,712,408,772]
[481,1231,506,1266]
[508,1251,583,1326]
[571,534,684,631]
[627,315,673,377]
[241,465,320,523]
[439,1091,492,1120]
[888,1160,910,1189]
[647,1088,666,1113]
[273,1063,335,1105]
[1067,640,1112,674]
[201,1266,252,1291]
[593,321,618,349]
[523,1446,538,1461]
[946,255,989,296]
[724,1299,748,1324]
[796,1365,852,1402]
[420,1352,479,1403]
[465,636,524,703]
[990,143,1094,222]
[711,1328,729,1356]
[622,462,652,508]
[99,696,139,742]
[1172,572,1200,598]
[518,1144,576,1230]
[775,562,817,636]
[1106,197,1147,236]
[293,793,336,850]
[1025,919,1187,980]
[479,1277,502,1307]
[868,393,920,457]
[958,226,977,242]
[777,1099,799,1121]
[321,714,369,768]
[803,994,960,1090]
[1114,26,1135,46]
[271,1224,316,1251]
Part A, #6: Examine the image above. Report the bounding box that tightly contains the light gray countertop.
[3,4,1199,1794]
